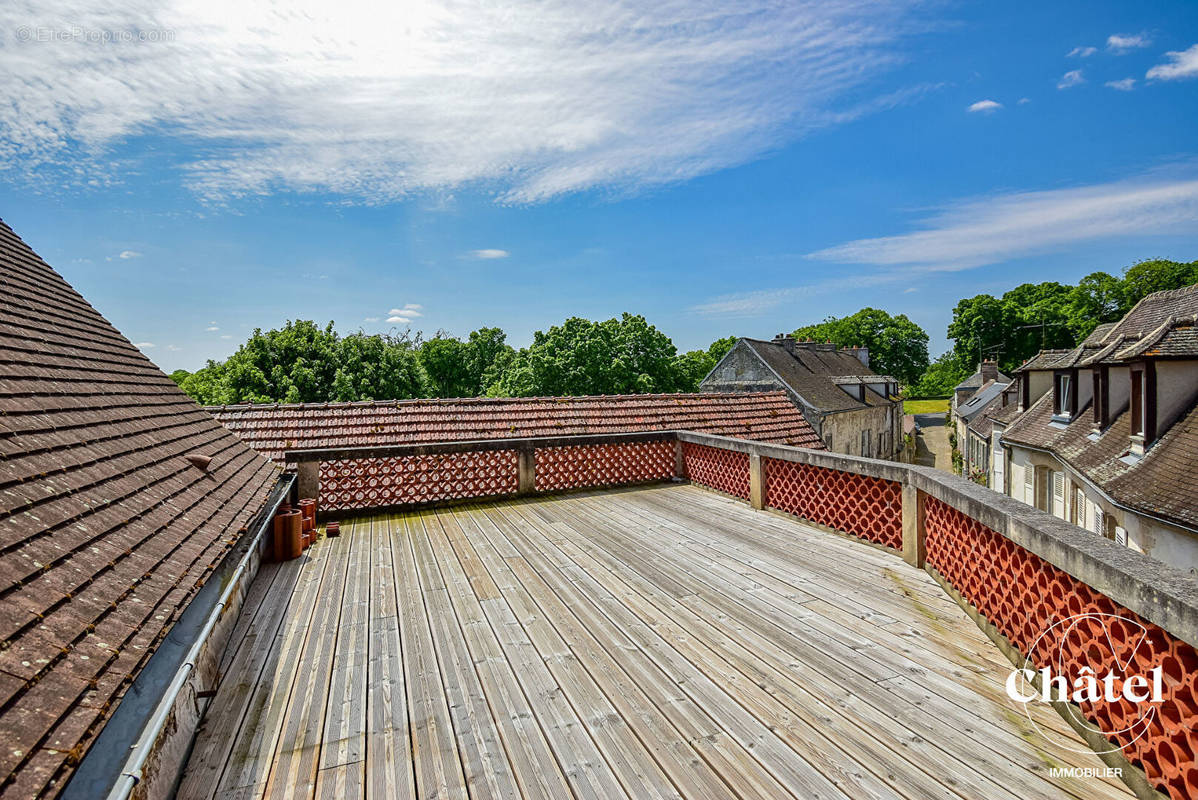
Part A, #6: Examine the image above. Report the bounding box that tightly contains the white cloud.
[363,316,380,322]
[1018,97,1031,105]
[1057,70,1085,89]
[1105,78,1136,91]
[0,0,931,203]
[205,325,220,331]
[386,316,410,324]
[806,169,1198,272]
[1147,44,1198,81]
[166,344,181,351]
[1068,46,1097,58]
[470,249,510,259]
[220,334,232,339]
[403,304,423,311]
[967,99,1002,114]
[1107,33,1151,53]
[694,169,1198,316]
[134,341,155,349]
[118,249,142,259]
[387,305,422,318]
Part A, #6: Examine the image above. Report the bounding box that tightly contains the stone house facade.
[700,335,904,459]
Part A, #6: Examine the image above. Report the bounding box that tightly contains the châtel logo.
[1005,612,1164,755]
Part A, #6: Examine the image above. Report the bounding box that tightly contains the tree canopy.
[490,314,687,397]
[792,308,929,386]
[944,259,1198,374]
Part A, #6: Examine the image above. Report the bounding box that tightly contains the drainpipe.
[103,475,292,800]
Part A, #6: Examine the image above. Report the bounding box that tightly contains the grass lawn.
[904,398,950,415]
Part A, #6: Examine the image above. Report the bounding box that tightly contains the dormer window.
[1053,370,1077,420]
[1129,362,1156,449]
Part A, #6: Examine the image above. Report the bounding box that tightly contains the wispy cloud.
[693,169,1198,316]
[220,334,232,339]
[1147,44,1198,81]
[1067,46,1097,58]
[0,0,931,204]
[967,99,1002,114]
[1105,78,1136,91]
[118,249,142,259]
[385,304,422,324]
[1057,70,1085,89]
[1107,33,1151,53]
[470,249,510,259]
[807,169,1198,272]
[134,341,155,349]
[363,316,380,323]
[167,345,181,352]
[205,325,220,332]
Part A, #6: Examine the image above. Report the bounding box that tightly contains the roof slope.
[0,220,280,798]
[1002,391,1198,530]
[959,379,1009,424]
[954,366,1010,392]
[208,391,824,462]
[738,339,892,413]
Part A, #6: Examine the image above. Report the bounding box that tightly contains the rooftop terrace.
[179,482,1134,800]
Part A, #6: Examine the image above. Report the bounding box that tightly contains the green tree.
[177,361,230,405]
[910,352,968,397]
[793,308,929,386]
[420,336,475,398]
[492,314,682,397]
[674,336,738,391]
[1120,259,1198,307]
[168,369,191,386]
[1064,272,1124,341]
[467,327,516,395]
[333,332,425,401]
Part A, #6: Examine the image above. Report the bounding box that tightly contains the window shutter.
[1024,466,1034,504]
[1052,472,1065,518]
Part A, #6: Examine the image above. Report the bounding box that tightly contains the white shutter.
[1094,508,1105,537]
[1052,472,1065,518]
[1115,526,1128,547]
[1074,488,1086,528]
[1024,466,1034,505]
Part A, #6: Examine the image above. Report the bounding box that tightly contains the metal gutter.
[62,473,293,800]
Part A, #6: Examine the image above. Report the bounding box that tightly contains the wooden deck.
[178,484,1133,800]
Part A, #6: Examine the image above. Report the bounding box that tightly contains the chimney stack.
[980,359,998,383]
[772,333,797,354]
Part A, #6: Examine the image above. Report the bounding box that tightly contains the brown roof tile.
[0,219,282,797]
[208,391,824,462]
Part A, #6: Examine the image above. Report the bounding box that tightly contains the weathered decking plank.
[181,485,1134,800]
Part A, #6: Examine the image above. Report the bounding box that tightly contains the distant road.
[913,412,952,471]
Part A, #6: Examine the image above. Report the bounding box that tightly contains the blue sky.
[2,0,1197,372]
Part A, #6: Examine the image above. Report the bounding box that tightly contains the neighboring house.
[950,360,1009,446]
[957,378,1012,482]
[208,391,825,463]
[997,284,1198,570]
[699,335,904,459]
[0,220,288,798]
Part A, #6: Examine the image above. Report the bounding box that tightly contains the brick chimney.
[980,359,999,383]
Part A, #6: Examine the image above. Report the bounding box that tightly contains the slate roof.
[1107,283,1198,342]
[1018,349,1074,372]
[737,340,893,413]
[0,220,281,798]
[958,379,1009,424]
[954,366,1010,392]
[1002,387,1198,530]
[1082,322,1118,347]
[207,391,824,463]
[1114,316,1198,360]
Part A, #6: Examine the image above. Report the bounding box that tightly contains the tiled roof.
[1018,349,1074,371]
[738,340,891,413]
[1108,283,1198,341]
[208,391,824,462]
[1001,391,1198,530]
[1082,322,1118,346]
[954,366,1010,391]
[0,220,281,798]
[1114,316,1198,360]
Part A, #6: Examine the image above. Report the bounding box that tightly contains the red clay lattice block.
[682,442,750,500]
[319,450,518,511]
[762,458,901,549]
[535,441,675,493]
[924,496,1198,799]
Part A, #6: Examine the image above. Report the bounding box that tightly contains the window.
[861,430,871,458]
[1052,471,1065,519]
[1092,369,1104,426]
[1129,362,1156,443]
[1070,484,1086,528]
[825,433,833,452]
[1053,371,1076,418]
[1130,368,1143,436]
[1034,466,1051,512]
